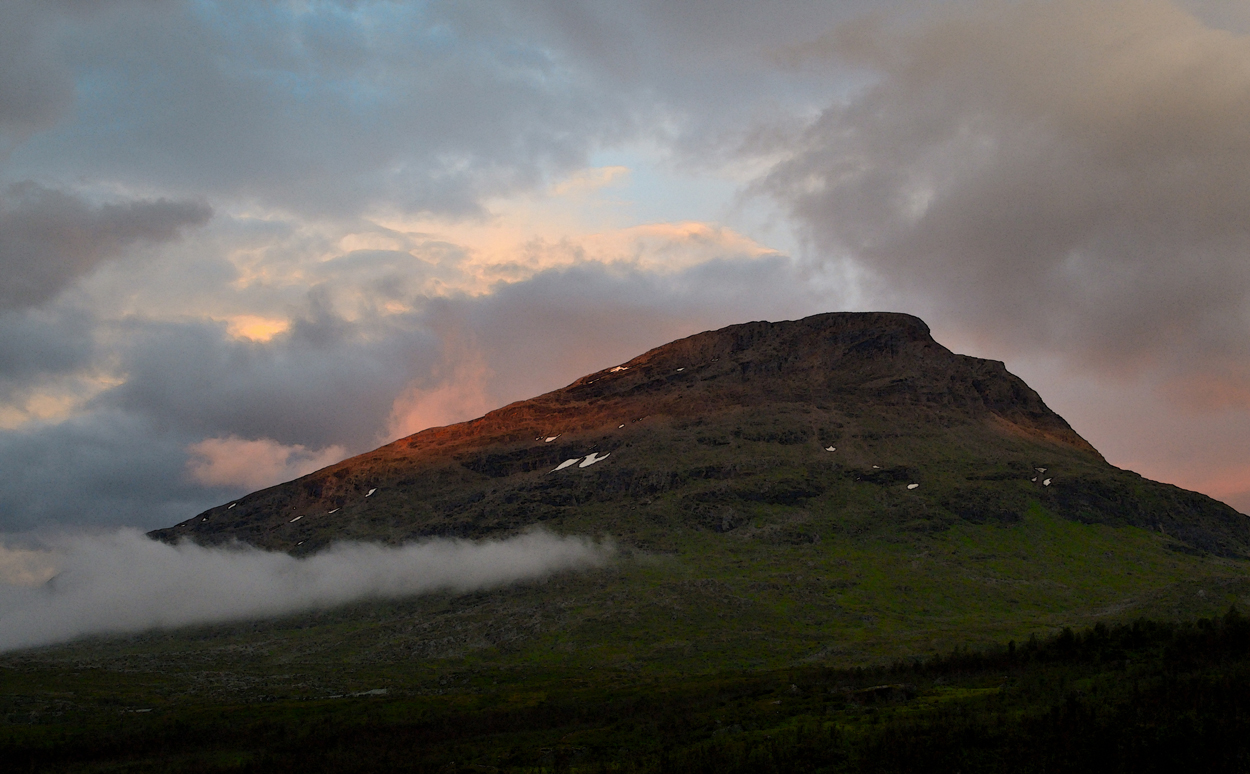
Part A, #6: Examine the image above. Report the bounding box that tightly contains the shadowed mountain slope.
[152,312,1249,559]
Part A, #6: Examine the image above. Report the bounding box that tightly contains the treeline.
[628,609,1250,774]
[8,611,1250,772]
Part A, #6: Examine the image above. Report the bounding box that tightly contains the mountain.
[14,312,1250,772]
[152,312,1248,559]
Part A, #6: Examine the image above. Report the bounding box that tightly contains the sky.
[2,0,1250,535]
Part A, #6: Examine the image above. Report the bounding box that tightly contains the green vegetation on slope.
[8,484,1250,771]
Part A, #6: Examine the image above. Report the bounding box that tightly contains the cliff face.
[151,312,1248,557]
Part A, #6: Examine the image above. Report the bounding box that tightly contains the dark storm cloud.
[0,182,212,310]
[760,0,1250,404]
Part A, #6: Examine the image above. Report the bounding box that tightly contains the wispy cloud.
[0,529,612,653]
[186,436,347,490]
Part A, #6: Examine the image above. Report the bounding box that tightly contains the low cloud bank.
[0,529,612,653]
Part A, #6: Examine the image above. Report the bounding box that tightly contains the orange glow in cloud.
[187,436,346,490]
[550,165,630,196]
[0,544,58,587]
[0,392,85,430]
[224,316,290,342]
[1172,464,1250,512]
[0,374,126,430]
[367,164,779,294]
[385,348,496,440]
[1161,371,1250,412]
[198,165,781,334]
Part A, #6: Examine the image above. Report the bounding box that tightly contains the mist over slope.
[0,529,610,652]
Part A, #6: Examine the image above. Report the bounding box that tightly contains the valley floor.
[4,507,1250,771]
[6,612,1250,772]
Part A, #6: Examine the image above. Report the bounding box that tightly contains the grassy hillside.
[10,499,1250,689]
[8,496,1250,770]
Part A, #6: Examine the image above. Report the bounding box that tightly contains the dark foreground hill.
[153,311,1249,558]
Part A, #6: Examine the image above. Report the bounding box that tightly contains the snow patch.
[366,488,376,497]
[579,452,610,468]
[545,435,560,443]
[290,516,303,523]
[553,459,580,472]
[825,446,836,452]
[907,484,919,490]
[609,366,629,373]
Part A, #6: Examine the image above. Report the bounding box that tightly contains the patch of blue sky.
[587,148,735,226]
[586,146,802,259]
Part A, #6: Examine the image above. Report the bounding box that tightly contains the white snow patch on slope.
[579,452,610,468]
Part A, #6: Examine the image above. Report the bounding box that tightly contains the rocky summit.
[152,312,1249,559]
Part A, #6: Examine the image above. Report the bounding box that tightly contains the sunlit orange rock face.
[152,313,1250,558]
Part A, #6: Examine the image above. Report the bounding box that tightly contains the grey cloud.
[485,0,906,161]
[99,303,439,452]
[0,182,212,310]
[0,528,611,652]
[5,1,641,218]
[0,251,829,531]
[99,255,823,454]
[0,411,215,532]
[760,0,1250,403]
[416,254,830,419]
[3,1,902,218]
[0,298,443,531]
[0,2,74,151]
[0,306,94,394]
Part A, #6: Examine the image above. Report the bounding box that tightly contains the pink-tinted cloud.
[187,436,346,490]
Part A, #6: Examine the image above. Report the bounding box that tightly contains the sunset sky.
[2,0,1250,533]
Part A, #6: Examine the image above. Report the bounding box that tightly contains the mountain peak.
[153,312,1246,558]
[405,311,1095,459]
